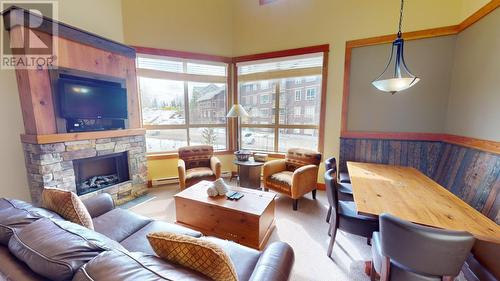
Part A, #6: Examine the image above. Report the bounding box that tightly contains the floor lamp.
[226,104,249,152]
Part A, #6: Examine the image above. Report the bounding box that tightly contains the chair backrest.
[285,148,322,172]
[325,157,337,171]
[324,169,338,211]
[380,213,475,278]
[178,145,214,170]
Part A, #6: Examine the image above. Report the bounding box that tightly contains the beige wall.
[347,36,456,133]
[445,8,500,141]
[0,0,125,201]
[122,0,233,56]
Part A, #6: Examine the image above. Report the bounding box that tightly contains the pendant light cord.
[397,0,404,38]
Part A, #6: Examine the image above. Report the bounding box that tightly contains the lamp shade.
[226,104,249,118]
[372,77,420,93]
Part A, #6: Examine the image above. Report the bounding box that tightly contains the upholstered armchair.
[263,148,322,210]
[177,145,221,190]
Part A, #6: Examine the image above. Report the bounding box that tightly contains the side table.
[233,158,264,189]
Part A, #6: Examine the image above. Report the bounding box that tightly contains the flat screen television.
[58,78,128,120]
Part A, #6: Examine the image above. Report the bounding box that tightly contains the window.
[305,88,317,100]
[237,52,325,152]
[260,94,270,104]
[294,89,302,101]
[294,107,301,116]
[138,54,228,153]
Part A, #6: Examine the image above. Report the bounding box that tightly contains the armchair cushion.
[186,167,215,180]
[285,148,322,172]
[269,171,293,188]
[178,145,214,170]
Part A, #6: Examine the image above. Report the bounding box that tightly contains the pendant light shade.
[372,0,420,94]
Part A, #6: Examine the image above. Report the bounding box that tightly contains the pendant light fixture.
[372,0,420,94]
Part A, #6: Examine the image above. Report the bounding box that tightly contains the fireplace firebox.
[73,152,130,195]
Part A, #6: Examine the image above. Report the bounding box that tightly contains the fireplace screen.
[73,152,130,195]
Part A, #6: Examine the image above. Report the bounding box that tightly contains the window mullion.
[274,82,280,152]
[183,62,190,146]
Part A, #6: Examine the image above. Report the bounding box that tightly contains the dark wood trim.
[442,134,500,155]
[340,132,500,154]
[233,44,330,63]
[346,25,460,49]
[133,46,232,63]
[147,180,153,188]
[2,6,136,58]
[147,150,234,161]
[340,131,444,141]
[458,0,500,31]
[317,50,329,154]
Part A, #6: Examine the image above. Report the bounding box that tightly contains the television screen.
[59,78,128,119]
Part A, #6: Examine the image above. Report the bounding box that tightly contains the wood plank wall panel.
[433,143,500,223]
[339,138,443,177]
[340,138,500,223]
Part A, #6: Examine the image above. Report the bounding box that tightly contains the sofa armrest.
[178,159,186,190]
[210,156,222,179]
[291,164,319,199]
[249,242,294,281]
[263,160,286,182]
[82,193,114,218]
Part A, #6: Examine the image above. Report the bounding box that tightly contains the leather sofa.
[0,193,294,281]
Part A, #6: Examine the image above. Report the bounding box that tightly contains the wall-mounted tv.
[58,78,128,120]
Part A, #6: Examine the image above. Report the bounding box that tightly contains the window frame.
[233,45,329,154]
[135,47,233,156]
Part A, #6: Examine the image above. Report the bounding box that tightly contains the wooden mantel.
[20,128,146,144]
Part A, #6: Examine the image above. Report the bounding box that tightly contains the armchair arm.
[263,159,286,182]
[291,164,319,199]
[82,193,114,218]
[178,159,186,190]
[210,156,222,179]
[249,242,294,281]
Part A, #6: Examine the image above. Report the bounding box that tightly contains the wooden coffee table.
[174,181,276,250]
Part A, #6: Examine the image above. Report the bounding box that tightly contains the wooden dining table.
[347,161,500,244]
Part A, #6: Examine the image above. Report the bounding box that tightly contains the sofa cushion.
[42,188,94,229]
[204,237,261,281]
[0,198,62,245]
[8,218,126,281]
[73,250,210,281]
[0,245,50,281]
[92,208,151,242]
[120,221,202,254]
[147,232,238,281]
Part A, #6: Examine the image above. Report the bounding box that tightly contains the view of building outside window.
[137,55,228,153]
[236,52,324,152]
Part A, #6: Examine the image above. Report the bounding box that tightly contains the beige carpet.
[128,182,466,281]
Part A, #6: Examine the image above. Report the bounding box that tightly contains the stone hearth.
[23,135,148,205]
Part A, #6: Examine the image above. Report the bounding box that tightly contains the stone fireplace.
[23,135,148,205]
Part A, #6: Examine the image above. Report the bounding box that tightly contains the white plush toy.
[213,178,229,195]
[206,185,219,197]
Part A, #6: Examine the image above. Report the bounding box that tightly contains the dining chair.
[325,156,351,183]
[325,169,379,258]
[370,213,475,281]
[324,158,353,224]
